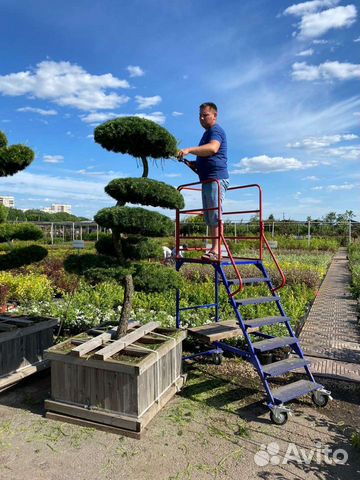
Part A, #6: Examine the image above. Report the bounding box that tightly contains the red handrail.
[176,181,286,293]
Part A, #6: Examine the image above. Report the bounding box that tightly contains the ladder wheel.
[270,410,288,426]
[312,391,329,407]
[212,353,223,365]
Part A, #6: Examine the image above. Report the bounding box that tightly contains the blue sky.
[0,0,359,220]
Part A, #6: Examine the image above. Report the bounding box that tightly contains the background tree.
[66,117,184,339]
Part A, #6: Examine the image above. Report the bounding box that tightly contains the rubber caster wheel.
[312,391,329,407]
[270,410,288,426]
[212,353,223,365]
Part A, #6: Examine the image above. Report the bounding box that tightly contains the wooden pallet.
[188,319,257,343]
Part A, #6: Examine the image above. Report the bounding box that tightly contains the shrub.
[0,223,43,242]
[95,235,117,257]
[0,272,54,304]
[348,243,360,299]
[64,253,115,275]
[0,245,48,270]
[122,237,163,260]
[133,263,183,292]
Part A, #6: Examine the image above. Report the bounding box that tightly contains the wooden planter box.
[0,314,58,391]
[44,322,186,438]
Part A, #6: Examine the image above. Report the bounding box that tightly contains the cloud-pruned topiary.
[95,206,174,236]
[94,116,178,178]
[105,178,184,209]
[89,116,183,339]
[0,131,35,177]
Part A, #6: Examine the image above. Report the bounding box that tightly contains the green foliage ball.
[95,235,117,257]
[133,263,183,292]
[0,223,43,242]
[122,237,163,260]
[95,206,174,236]
[94,116,178,160]
[105,178,184,209]
[64,253,115,276]
[0,245,48,270]
[0,143,35,177]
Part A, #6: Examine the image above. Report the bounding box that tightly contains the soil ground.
[0,358,359,480]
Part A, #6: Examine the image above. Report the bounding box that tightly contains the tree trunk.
[141,156,149,178]
[112,228,123,262]
[115,274,134,339]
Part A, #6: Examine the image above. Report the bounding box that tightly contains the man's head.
[199,102,218,130]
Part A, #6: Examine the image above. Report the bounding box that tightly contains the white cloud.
[164,173,182,178]
[43,154,64,164]
[325,145,360,160]
[230,155,318,174]
[134,112,165,124]
[0,60,130,111]
[287,133,358,148]
[292,61,360,81]
[312,183,356,191]
[0,171,110,203]
[81,111,120,124]
[297,5,357,39]
[172,111,184,116]
[327,183,355,190]
[17,106,58,116]
[296,48,314,56]
[284,0,339,17]
[81,110,166,126]
[135,95,162,109]
[354,37,360,42]
[312,39,329,44]
[126,65,145,77]
[303,175,319,180]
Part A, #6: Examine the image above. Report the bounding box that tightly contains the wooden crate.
[0,314,58,391]
[44,322,187,438]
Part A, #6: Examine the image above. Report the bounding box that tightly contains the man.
[178,102,229,260]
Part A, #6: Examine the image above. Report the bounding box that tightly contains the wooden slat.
[4,318,34,326]
[94,322,159,360]
[45,411,142,439]
[188,319,257,343]
[70,327,117,357]
[0,323,17,331]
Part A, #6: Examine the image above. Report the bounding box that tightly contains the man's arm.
[178,140,220,158]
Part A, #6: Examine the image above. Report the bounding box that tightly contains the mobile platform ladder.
[174,180,331,425]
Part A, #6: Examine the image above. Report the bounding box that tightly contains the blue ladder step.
[262,358,309,377]
[226,277,269,285]
[254,336,298,352]
[271,380,322,403]
[236,296,280,306]
[244,316,289,328]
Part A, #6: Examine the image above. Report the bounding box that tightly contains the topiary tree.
[88,117,184,338]
[94,116,178,178]
[0,131,47,267]
[0,130,35,177]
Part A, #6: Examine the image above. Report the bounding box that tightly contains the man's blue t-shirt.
[195,124,228,182]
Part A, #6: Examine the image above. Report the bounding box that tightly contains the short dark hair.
[199,102,217,112]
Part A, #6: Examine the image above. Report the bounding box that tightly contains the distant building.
[0,196,15,208]
[43,204,72,214]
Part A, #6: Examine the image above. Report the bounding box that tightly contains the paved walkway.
[299,247,360,382]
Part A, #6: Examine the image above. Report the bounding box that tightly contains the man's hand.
[177,148,190,160]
